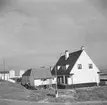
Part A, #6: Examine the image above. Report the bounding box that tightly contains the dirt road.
[1,98,107,105]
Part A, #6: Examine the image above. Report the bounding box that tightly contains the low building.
[21,68,55,87]
[0,71,9,80]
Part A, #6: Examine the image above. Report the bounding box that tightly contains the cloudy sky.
[0,0,107,70]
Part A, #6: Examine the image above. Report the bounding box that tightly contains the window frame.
[78,64,82,69]
[62,65,66,70]
[89,64,93,69]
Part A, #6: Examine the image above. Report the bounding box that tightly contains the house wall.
[19,70,25,77]
[9,70,15,78]
[8,78,16,83]
[68,76,73,85]
[0,73,9,80]
[21,76,30,85]
[69,50,100,85]
[34,80,43,86]
[34,78,56,86]
[52,77,56,84]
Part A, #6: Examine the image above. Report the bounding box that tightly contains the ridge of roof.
[22,68,53,79]
[51,50,83,75]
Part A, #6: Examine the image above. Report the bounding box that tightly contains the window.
[66,64,69,69]
[57,66,60,70]
[89,64,93,69]
[65,76,69,84]
[62,66,66,70]
[78,64,82,69]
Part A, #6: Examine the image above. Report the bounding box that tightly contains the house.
[0,70,25,83]
[0,71,9,80]
[21,68,56,87]
[51,46,100,87]
[0,70,16,83]
[99,69,107,85]
[9,70,25,83]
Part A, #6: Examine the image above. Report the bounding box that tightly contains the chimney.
[81,46,85,50]
[50,66,53,71]
[65,50,69,60]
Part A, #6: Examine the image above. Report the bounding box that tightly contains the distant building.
[0,71,9,80]
[0,69,25,83]
[51,47,100,87]
[9,70,25,83]
[19,70,25,77]
[99,70,107,85]
[9,70,15,78]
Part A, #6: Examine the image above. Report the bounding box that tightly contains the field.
[1,81,107,105]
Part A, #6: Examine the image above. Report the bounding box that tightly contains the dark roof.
[32,68,53,79]
[22,69,31,76]
[51,50,83,75]
[22,68,53,79]
[0,71,9,74]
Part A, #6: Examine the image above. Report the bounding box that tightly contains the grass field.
[1,81,107,105]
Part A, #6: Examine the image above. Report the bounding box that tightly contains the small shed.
[21,68,55,87]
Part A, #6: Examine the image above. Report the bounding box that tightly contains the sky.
[0,0,107,70]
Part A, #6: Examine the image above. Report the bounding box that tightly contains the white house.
[8,70,25,83]
[0,69,25,83]
[0,71,9,80]
[51,46,100,86]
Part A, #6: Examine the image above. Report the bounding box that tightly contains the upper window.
[66,64,69,69]
[57,66,60,70]
[78,64,82,69]
[89,64,93,69]
[62,66,66,70]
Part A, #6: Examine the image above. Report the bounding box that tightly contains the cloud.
[0,0,107,69]
[90,0,107,18]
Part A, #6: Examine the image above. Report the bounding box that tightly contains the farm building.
[51,47,100,87]
[9,70,25,83]
[21,68,56,87]
[9,70,15,78]
[0,71,9,80]
[0,70,15,83]
[0,70,25,83]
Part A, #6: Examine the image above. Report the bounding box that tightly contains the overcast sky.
[0,0,107,70]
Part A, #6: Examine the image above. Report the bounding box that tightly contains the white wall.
[34,78,56,86]
[9,70,15,78]
[52,77,56,84]
[19,70,25,77]
[70,50,100,84]
[68,76,73,85]
[0,73,9,80]
[8,78,15,83]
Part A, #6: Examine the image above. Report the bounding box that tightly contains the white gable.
[70,50,100,84]
[70,50,99,74]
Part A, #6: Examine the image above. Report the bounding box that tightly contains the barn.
[21,68,55,88]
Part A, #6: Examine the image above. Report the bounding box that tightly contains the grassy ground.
[1,81,107,104]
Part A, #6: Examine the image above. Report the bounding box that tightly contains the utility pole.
[54,53,63,98]
[55,65,58,98]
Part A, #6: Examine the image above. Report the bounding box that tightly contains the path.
[1,98,107,105]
